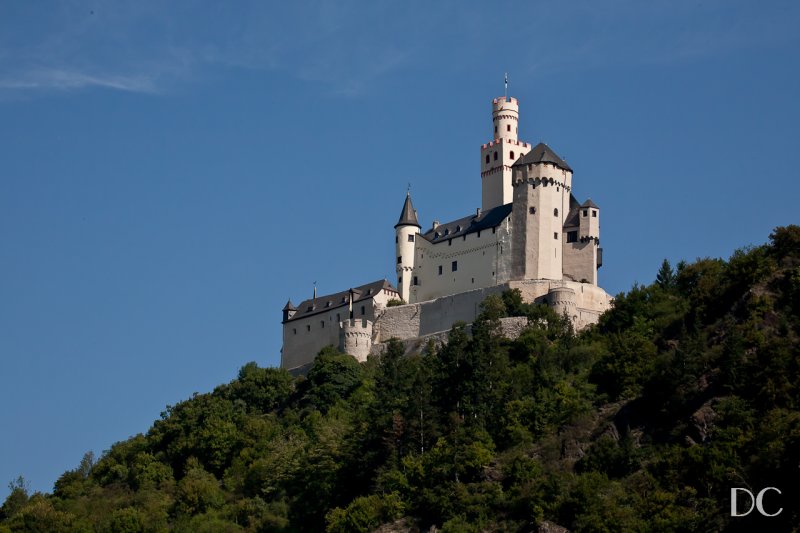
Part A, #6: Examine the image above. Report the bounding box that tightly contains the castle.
[280,93,612,371]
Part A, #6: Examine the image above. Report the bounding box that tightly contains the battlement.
[481,139,529,149]
[492,96,519,106]
[339,319,373,362]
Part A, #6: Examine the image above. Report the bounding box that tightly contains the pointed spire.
[395,191,421,229]
[282,299,297,311]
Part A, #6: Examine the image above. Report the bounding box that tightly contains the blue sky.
[1,0,798,498]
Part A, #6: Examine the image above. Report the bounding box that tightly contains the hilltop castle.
[281,94,612,371]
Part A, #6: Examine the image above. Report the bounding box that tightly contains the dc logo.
[730,487,782,517]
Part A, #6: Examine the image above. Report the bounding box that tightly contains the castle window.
[456,225,461,232]
[506,124,511,132]
[361,305,366,315]
[529,207,536,215]
[434,232,439,238]
[554,208,559,216]
[398,276,402,284]
[485,154,490,164]
[397,256,402,264]
[444,228,450,235]
[583,209,588,217]
[493,151,498,161]
[494,126,497,134]
[408,234,415,242]
[567,231,578,243]
[321,321,325,328]
[477,231,481,238]
[413,276,418,286]
[554,232,558,240]
[592,210,597,217]
[492,227,496,234]
[452,261,458,272]
[438,265,443,275]
[463,235,466,241]
[448,239,452,246]
[337,313,340,322]
[307,325,311,332]
[293,328,297,335]
[472,278,475,283]
[510,151,515,159]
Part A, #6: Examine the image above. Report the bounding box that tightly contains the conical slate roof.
[282,300,297,311]
[514,142,572,171]
[581,199,599,209]
[395,192,421,228]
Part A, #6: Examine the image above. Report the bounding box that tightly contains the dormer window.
[434,232,440,238]
[456,225,461,232]
[444,229,450,236]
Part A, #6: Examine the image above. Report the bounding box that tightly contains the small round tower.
[340,318,373,362]
[395,192,421,303]
[492,96,519,141]
[547,286,577,322]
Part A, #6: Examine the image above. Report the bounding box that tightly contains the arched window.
[510,151,515,159]
[485,154,490,164]
[554,208,559,216]
[493,151,498,161]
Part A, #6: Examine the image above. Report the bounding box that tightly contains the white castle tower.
[510,144,574,281]
[394,192,420,302]
[480,97,533,211]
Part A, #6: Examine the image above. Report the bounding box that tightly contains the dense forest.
[2,226,799,532]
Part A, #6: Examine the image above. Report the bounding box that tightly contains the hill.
[2,226,799,532]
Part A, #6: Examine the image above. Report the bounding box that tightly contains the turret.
[510,143,573,281]
[480,96,532,211]
[282,300,297,323]
[394,192,420,303]
[492,96,519,141]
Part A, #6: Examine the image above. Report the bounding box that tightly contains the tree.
[655,258,675,289]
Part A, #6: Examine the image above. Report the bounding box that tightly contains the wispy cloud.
[0,68,157,93]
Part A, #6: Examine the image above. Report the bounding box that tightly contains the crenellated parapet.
[339,318,373,362]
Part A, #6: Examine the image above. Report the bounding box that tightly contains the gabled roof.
[422,203,513,243]
[395,193,421,229]
[282,300,297,311]
[285,279,398,322]
[581,199,599,209]
[513,142,572,172]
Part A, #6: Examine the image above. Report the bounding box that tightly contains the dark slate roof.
[581,199,599,209]
[283,300,297,311]
[513,142,572,171]
[422,203,513,244]
[564,194,581,228]
[286,279,398,322]
[395,193,421,228]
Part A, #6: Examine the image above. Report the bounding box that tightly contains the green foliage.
[386,298,405,307]
[5,226,800,532]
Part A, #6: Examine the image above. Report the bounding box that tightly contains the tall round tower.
[481,96,532,211]
[395,192,420,303]
[492,96,519,141]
